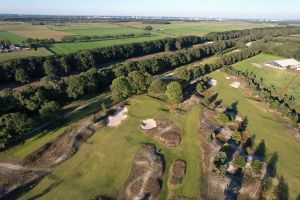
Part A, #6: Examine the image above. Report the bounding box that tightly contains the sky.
[1,0,300,20]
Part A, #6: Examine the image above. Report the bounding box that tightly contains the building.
[265,59,300,70]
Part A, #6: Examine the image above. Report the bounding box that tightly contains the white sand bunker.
[230,82,241,88]
[209,79,217,87]
[141,119,157,130]
[107,107,128,127]
[226,76,231,80]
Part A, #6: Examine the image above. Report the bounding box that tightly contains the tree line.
[0,35,204,84]
[61,33,152,43]
[222,66,300,123]
[1,26,300,85]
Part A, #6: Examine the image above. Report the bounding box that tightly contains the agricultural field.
[0,31,24,44]
[118,21,274,36]
[0,22,73,40]
[48,34,166,54]
[19,95,202,200]
[0,48,53,62]
[231,53,300,111]
[207,70,300,200]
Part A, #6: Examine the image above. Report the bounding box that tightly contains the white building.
[265,59,300,70]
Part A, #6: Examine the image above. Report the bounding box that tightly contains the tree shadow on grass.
[27,179,64,200]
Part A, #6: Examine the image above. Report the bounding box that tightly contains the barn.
[265,59,300,70]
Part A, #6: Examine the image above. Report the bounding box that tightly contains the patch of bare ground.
[120,144,164,200]
[168,160,186,188]
[0,116,104,198]
[144,120,181,147]
[238,168,263,200]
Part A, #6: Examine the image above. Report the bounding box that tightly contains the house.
[265,59,300,70]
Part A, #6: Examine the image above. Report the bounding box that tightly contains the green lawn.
[208,70,300,200]
[49,35,166,54]
[232,53,300,111]
[0,31,24,44]
[0,48,53,62]
[20,95,201,200]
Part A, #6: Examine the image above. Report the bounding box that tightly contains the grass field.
[0,31,24,44]
[49,34,166,54]
[49,23,148,36]
[0,22,73,41]
[232,53,300,111]
[0,48,53,62]
[20,95,201,200]
[208,70,300,199]
[119,21,274,36]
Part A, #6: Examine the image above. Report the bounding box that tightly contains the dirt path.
[278,72,300,96]
[0,162,51,172]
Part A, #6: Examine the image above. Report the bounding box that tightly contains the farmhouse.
[265,59,300,70]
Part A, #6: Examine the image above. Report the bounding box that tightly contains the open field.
[0,31,24,43]
[48,34,166,54]
[119,21,275,36]
[49,23,148,36]
[208,70,300,199]
[0,48,53,62]
[232,53,300,110]
[20,95,201,200]
[0,22,73,41]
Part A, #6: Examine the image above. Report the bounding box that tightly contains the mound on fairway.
[107,107,128,127]
[122,144,164,200]
[168,160,186,188]
[144,120,182,147]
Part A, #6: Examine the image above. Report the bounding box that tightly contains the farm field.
[20,95,202,200]
[48,34,166,54]
[0,48,53,62]
[0,31,24,44]
[0,22,73,40]
[208,70,300,199]
[48,23,149,36]
[119,21,274,36]
[231,53,300,110]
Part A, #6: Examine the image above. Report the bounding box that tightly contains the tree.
[15,68,30,83]
[148,79,166,97]
[251,160,263,174]
[216,113,230,126]
[66,76,85,99]
[234,156,246,169]
[277,176,289,200]
[174,68,191,81]
[239,116,248,132]
[127,71,151,94]
[165,81,183,105]
[39,101,63,121]
[231,131,241,144]
[0,113,33,148]
[144,25,153,31]
[110,76,131,102]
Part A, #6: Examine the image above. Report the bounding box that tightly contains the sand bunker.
[140,119,157,130]
[230,82,241,88]
[209,79,217,87]
[107,107,128,127]
[226,76,231,80]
